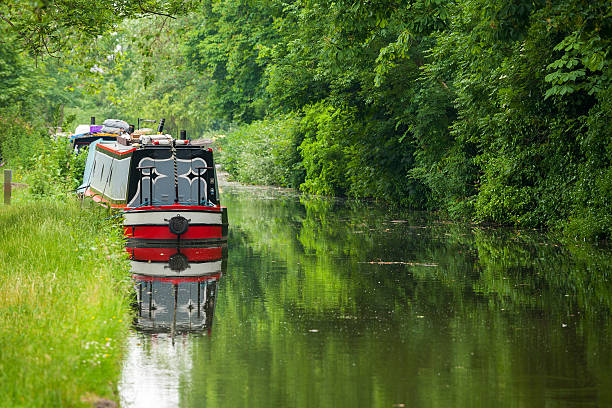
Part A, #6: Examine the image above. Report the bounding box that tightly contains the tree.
[0,0,198,58]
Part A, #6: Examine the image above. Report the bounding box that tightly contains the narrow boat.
[78,120,228,244]
[70,117,122,151]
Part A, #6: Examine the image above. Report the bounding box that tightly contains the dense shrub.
[0,110,44,169]
[563,87,612,240]
[219,114,304,187]
[221,103,428,207]
[0,108,86,198]
[28,136,86,198]
[298,103,352,196]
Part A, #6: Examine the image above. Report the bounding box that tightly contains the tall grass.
[0,199,131,407]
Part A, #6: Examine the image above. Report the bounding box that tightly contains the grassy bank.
[0,199,131,407]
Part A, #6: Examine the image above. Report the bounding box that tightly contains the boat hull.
[123,205,228,243]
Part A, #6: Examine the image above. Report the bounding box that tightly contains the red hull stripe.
[84,189,127,208]
[124,225,223,240]
[126,247,223,262]
[97,143,137,155]
[132,274,221,284]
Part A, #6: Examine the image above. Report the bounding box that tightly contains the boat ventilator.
[167,215,190,236]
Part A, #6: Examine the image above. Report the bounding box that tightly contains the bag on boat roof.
[101,126,122,134]
[74,124,91,135]
[102,119,129,131]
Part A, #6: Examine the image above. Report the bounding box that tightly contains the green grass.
[0,198,132,407]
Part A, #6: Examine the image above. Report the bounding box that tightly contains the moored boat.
[70,117,123,151]
[78,120,228,244]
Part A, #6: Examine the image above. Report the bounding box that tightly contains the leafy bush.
[27,136,79,198]
[219,114,304,187]
[562,87,612,241]
[298,103,352,196]
[0,110,45,169]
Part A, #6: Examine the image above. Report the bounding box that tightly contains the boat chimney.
[180,130,186,140]
[90,116,96,125]
[157,118,165,134]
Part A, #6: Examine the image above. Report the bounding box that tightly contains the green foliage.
[2,0,610,240]
[298,103,352,196]
[544,2,611,99]
[27,136,80,198]
[0,41,39,110]
[68,144,89,189]
[199,0,611,235]
[0,112,44,168]
[0,110,86,198]
[183,0,281,124]
[412,0,612,239]
[220,114,304,187]
[0,0,197,57]
[0,33,93,141]
[563,86,612,241]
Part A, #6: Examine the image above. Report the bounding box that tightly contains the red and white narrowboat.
[78,120,228,244]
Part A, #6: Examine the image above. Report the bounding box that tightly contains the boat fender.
[168,253,189,272]
[168,215,189,235]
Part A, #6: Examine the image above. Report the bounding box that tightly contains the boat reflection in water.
[127,242,227,337]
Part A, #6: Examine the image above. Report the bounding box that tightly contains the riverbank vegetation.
[0,200,132,407]
[0,124,132,407]
[0,2,202,405]
[82,0,612,241]
[1,0,610,243]
[0,25,132,407]
[205,0,611,242]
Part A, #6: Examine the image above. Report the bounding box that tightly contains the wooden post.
[4,169,11,205]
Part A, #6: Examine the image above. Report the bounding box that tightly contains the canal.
[119,182,612,407]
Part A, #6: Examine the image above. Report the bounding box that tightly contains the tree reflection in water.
[120,186,612,408]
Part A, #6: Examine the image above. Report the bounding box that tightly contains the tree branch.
[0,11,40,55]
[0,11,15,27]
[137,2,176,19]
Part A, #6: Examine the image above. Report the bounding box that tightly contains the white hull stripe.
[130,260,222,277]
[124,211,222,226]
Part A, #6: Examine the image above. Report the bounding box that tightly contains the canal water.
[119,183,612,407]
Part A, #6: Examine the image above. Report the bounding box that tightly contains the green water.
[120,185,612,407]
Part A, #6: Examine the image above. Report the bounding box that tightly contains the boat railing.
[137,166,156,205]
[196,166,214,206]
